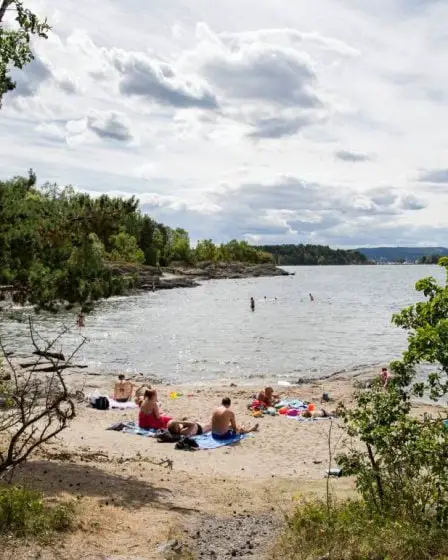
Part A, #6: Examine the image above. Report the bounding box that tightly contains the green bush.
[0,486,74,538]
[278,498,448,560]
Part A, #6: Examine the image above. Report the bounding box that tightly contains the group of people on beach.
[114,375,258,439]
[113,365,392,438]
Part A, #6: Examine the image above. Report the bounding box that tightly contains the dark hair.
[222,397,231,406]
[144,389,157,400]
[118,374,125,380]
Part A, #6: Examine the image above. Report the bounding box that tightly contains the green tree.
[0,173,127,311]
[195,239,218,262]
[337,258,448,528]
[108,231,144,264]
[0,0,50,107]
[151,227,164,266]
[170,228,192,263]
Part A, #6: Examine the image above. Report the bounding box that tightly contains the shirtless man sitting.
[211,397,259,439]
[114,374,135,403]
[257,386,279,408]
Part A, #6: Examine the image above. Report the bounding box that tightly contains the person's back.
[211,397,259,439]
[114,375,134,402]
[212,398,236,437]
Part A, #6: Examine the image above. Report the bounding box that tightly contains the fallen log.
[32,364,88,373]
[33,350,66,361]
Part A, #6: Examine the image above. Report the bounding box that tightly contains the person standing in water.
[250,297,255,311]
[309,293,314,302]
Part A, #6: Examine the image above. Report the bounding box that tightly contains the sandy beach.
[2,369,445,560]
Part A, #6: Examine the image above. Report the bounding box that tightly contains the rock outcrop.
[109,261,289,293]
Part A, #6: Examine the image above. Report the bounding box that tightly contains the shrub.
[278,498,448,560]
[0,485,74,538]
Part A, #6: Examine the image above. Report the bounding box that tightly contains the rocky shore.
[109,261,290,292]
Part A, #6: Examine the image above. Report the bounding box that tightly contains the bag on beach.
[94,396,110,410]
[175,437,199,450]
[156,429,181,443]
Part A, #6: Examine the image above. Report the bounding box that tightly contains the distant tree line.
[417,255,442,264]
[258,244,368,265]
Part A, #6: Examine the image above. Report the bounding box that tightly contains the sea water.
[0,265,445,384]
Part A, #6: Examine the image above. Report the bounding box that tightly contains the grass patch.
[277,499,448,560]
[0,485,75,539]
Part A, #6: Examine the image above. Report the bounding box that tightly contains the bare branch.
[0,318,83,476]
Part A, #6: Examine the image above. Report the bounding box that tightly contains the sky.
[1,0,448,247]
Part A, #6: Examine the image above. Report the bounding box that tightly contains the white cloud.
[1,0,448,246]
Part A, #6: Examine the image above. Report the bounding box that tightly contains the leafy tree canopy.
[0,173,276,311]
[0,0,50,107]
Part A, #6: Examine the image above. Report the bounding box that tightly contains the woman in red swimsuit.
[138,389,172,430]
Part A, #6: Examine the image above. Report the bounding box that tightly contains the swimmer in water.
[250,297,255,311]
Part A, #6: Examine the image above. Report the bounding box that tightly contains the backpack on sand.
[94,396,110,410]
[156,429,181,443]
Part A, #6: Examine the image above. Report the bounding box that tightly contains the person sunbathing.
[138,389,172,430]
[114,374,135,403]
[257,386,279,408]
[301,408,335,418]
[211,397,259,439]
[167,420,211,437]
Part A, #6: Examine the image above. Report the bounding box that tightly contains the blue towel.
[108,421,157,437]
[192,432,250,449]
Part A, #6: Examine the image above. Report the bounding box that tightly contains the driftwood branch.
[33,350,65,361]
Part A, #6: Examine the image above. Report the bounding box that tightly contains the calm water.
[0,265,445,384]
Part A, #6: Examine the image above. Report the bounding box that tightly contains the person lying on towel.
[167,420,211,437]
[211,397,259,440]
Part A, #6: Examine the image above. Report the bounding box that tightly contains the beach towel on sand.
[107,421,157,437]
[192,432,250,449]
[277,399,307,410]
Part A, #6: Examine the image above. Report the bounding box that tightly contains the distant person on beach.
[138,389,172,430]
[211,397,259,439]
[309,293,314,302]
[114,374,135,403]
[257,386,280,408]
[380,367,391,388]
[250,297,255,311]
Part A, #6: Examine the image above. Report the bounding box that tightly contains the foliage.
[337,386,448,525]
[333,257,448,546]
[278,498,448,560]
[418,254,442,264]
[0,485,74,537]
[392,256,448,399]
[259,244,368,265]
[0,0,50,107]
[108,231,145,264]
[194,239,272,264]
[0,173,131,311]
[0,172,281,310]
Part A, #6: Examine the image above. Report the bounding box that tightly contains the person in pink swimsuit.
[138,389,172,430]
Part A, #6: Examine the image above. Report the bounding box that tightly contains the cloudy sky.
[2,0,448,247]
